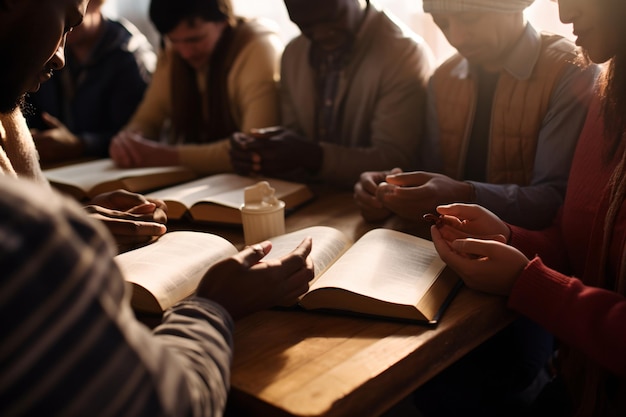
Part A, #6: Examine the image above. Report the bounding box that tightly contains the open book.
[146,173,314,224]
[115,226,460,324]
[44,159,196,200]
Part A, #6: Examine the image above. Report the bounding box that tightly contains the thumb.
[236,241,272,268]
[386,171,432,187]
[451,238,501,259]
[126,202,157,215]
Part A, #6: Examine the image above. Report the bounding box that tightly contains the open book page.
[44,159,195,199]
[114,231,238,312]
[146,174,313,221]
[147,174,257,210]
[45,158,191,191]
[309,229,446,306]
[262,226,353,286]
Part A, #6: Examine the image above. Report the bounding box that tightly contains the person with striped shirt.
[0,1,314,415]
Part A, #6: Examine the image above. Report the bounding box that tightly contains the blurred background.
[103,0,572,65]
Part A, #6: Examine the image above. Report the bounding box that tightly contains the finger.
[450,238,501,259]
[235,241,272,268]
[280,268,314,304]
[105,219,168,237]
[109,137,132,167]
[354,182,384,209]
[122,137,145,166]
[375,181,397,200]
[146,198,168,212]
[358,172,384,194]
[438,214,465,229]
[436,203,480,218]
[114,137,142,167]
[385,171,432,187]
[87,204,153,221]
[93,189,146,210]
[126,202,157,215]
[484,234,507,244]
[276,237,313,273]
[431,226,460,260]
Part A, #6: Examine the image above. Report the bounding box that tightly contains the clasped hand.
[354,170,475,222]
[229,128,322,177]
[109,130,178,168]
[86,189,168,252]
[430,204,529,296]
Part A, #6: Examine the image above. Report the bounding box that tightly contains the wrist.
[464,181,476,202]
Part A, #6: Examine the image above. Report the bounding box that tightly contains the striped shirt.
[0,176,234,417]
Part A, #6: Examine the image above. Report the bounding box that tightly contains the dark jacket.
[26,17,156,157]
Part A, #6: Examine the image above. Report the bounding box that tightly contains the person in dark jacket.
[26,0,155,163]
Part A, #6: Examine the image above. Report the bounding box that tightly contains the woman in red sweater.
[430,0,626,415]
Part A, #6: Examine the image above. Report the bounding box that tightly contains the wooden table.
[171,185,515,417]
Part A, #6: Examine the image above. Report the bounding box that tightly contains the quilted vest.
[432,33,579,184]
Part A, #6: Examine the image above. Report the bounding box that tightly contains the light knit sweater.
[0,109,48,186]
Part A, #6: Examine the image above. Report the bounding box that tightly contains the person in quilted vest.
[354,1,597,416]
[355,0,597,231]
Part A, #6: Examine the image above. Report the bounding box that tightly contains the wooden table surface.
[170,185,515,417]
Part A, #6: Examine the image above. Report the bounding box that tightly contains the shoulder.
[433,53,465,76]
[358,7,433,67]
[100,18,156,72]
[364,7,425,48]
[107,18,154,52]
[233,18,283,61]
[537,32,585,70]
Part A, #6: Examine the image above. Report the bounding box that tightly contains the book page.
[147,174,254,209]
[114,231,238,311]
[44,159,191,192]
[263,226,353,285]
[148,173,310,210]
[310,229,445,306]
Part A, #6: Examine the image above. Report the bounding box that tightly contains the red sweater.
[508,93,626,414]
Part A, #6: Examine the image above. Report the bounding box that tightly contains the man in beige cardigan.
[109,0,283,176]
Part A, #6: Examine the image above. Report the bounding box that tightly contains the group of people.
[1,0,625,416]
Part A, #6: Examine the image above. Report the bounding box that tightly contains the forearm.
[148,298,235,417]
[178,139,233,175]
[125,53,172,140]
[509,257,626,377]
[472,181,564,229]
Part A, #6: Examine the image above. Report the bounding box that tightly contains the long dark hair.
[149,0,235,35]
[599,0,626,159]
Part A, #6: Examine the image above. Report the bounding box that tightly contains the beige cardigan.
[126,18,283,175]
